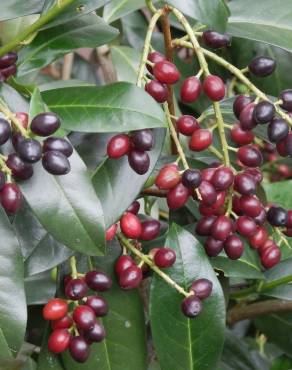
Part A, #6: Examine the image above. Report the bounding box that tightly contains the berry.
[181,296,202,318]
[0,52,18,68]
[177,115,199,136]
[153,61,180,84]
[16,138,42,163]
[15,112,29,129]
[244,168,263,184]
[83,321,106,343]
[43,299,68,321]
[140,219,160,240]
[236,216,257,237]
[182,169,202,188]
[202,30,231,49]
[224,235,244,260]
[73,305,96,330]
[65,278,88,300]
[261,245,281,269]
[279,90,292,112]
[0,65,17,80]
[69,336,90,363]
[167,183,189,209]
[118,265,142,290]
[233,95,254,119]
[51,316,73,330]
[234,173,256,195]
[155,164,181,190]
[42,151,70,175]
[0,118,11,145]
[147,51,166,74]
[128,149,150,175]
[198,181,217,206]
[189,129,212,151]
[105,223,118,241]
[267,206,288,227]
[0,172,5,191]
[254,207,266,225]
[154,248,176,268]
[1,183,22,213]
[107,134,130,158]
[203,75,225,101]
[127,200,140,214]
[131,129,154,151]
[231,124,254,145]
[199,191,226,216]
[240,195,262,217]
[30,112,61,136]
[145,80,168,103]
[248,56,276,77]
[249,227,268,249]
[115,255,135,276]
[195,215,216,236]
[48,329,71,354]
[85,296,109,317]
[204,237,224,257]
[268,118,289,143]
[120,212,142,239]
[190,279,213,299]
[6,153,33,180]
[239,103,257,130]
[211,215,232,241]
[211,166,234,190]
[286,210,292,228]
[202,167,217,182]
[85,271,112,292]
[237,145,263,167]
[43,137,73,157]
[253,101,275,124]
[180,76,201,103]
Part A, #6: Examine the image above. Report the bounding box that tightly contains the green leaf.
[0,0,44,21]
[29,88,47,118]
[262,259,292,300]
[150,224,225,370]
[25,271,56,305]
[211,256,264,279]
[42,82,166,133]
[111,46,141,83]
[17,14,119,76]
[0,328,12,362]
[19,151,106,256]
[103,0,145,23]
[37,325,64,370]
[271,355,292,370]
[263,180,292,209]
[0,207,27,353]
[93,129,165,228]
[228,0,292,53]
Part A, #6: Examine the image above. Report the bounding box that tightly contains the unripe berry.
[211,215,232,241]
[190,278,213,299]
[189,129,212,151]
[261,245,281,269]
[211,166,234,190]
[198,181,217,206]
[73,305,96,330]
[249,227,268,249]
[177,115,199,136]
[147,51,166,74]
[203,75,225,101]
[240,195,262,217]
[224,234,244,260]
[107,134,130,158]
[231,124,254,146]
[43,298,68,321]
[118,265,142,290]
[237,145,263,167]
[145,80,168,103]
[120,212,142,239]
[167,183,189,209]
[153,61,180,84]
[154,248,176,268]
[236,216,257,237]
[140,219,160,241]
[127,200,140,214]
[180,76,201,103]
[105,223,118,241]
[115,255,135,276]
[155,164,181,190]
[48,329,71,354]
[195,215,217,236]
[1,183,22,213]
[51,315,73,330]
[239,103,257,130]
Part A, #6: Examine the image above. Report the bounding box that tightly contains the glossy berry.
[6,153,33,180]
[140,219,160,241]
[237,145,263,167]
[204,237,224,257]
[43,299,68,321]
[190,279,213,299]
[239,103,257,130]
[85,271,112,292]
[203,75,225,101]
[202,167,217,182]
[48,329,71,354]
[211,166,234,190]
[240,195,262,217]
[16,138,42,163]
[195,215,216,236]
[254,207,266,225]
[181,295,202,318]
[0,172,5,191]
[131,129,154,151]
[253,101,275,124]
[279,90,292,112]
[147,51,166,74]
[1,183,22,213]
[268,118,289,143]
[231,124,254,146]
[202,30,231,48]
[267,206,288,227]
[285,133,292,156]
[189,129,212,151]
[153,61,180,84]
[233,95,254,119]
[248,56,276,77]
[43,137,73,157]
[85,296,109,317]
[167,183,189,209]
[69,336,90,363]
[249,227,268,249]
[84,321,106,343]
[115,255,135,276]
[236,216,257,237]
[0,118,11,145]
[0,52,18,68]
[30,112,61,136]
[51,316,73,330]
[287,210,292,228]
[73,305,96,330]
[259,239,277,256]
[155,164,181,190]
[154,248,176,268]
[180,76,201,103]
[105,223,118,241]
[261,245,281,269]
[107,134,130,158]
[0,64,17,80]
[211,215,232,241]
[199,191,226,216]
[65,278,88,300]
[198,181,217,206]
[177,115,199,136]
[127,200,140,214]
[128,149,150,175]
[15,112,29,129]
[182,169,202,188]
[234,173,256,195]
[120,212,142,239]
[42,151,70,175]
[244,168,263,184]
[224,235,244,260]
[118,265,142,290]
[145,80,168,103]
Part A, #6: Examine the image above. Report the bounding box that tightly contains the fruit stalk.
[0,100,29,137]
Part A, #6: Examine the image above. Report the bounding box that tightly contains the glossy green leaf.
[271,355,292,370]
[263,180,292,209]
[25,271,56,305]
[212,256,264,279]
[0,207,27,353]
[29,88,47,119]
[19,151,105,256]
[111,46,140,84]
[262,259,292,300]
[92,129,165,228]
[103,0,145,23]
[42,82,166,133]
[150,224,225,370]
[228,0,292,53]
[17,14,119,76]
[0,0,44,21]
[0,328,12,362]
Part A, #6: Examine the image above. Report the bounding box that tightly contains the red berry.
[181,296,202,318]
[15,112,29,129]
[85,271,112,292]
[189,129,212,151]
[236,216,257,237]
[211,166,234,190]
[140,219,160,240]
[120,212,142,239]
[233,95,254,119]
[107,134,130,158]
[1,183,22,213]
[155,165,181,190]
[240,195,262,217]
[115,255,135,276]
[198,181,217,206]
[127,200,140,214]
[224,234,244,260]
[177,115,199,136]
[147,51,166,74]
[83,321,106,343]
[145,80,168,103]
[69,336,90,363]
[154,248,176,268]
[167,183,189,209]
[244,168,263,184]
[190,279,213,299]
[43,299,68,321]
[48,329,71,354]
[234,173,256,195]
[202,167,217,182]
[254,207,266,225]
[237,145,263,167]
[51,315,73,330]
[85,296,109,317]
[195,215,217,236]
[231,123,254,145]
[204,237,224,257]
[203,75,225,101]
[286,210,292,228]
[239,103,257,130]
[73,305,96,330]
[153,61,180,84]
[118,265,142,290]
[105,223,118,241]
[211,215,232,241]
[261,245,281,269]
[65,278,88,300]
[249,227,268,249]
[180,76,201,103]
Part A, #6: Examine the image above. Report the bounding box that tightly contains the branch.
[141,188,167,197]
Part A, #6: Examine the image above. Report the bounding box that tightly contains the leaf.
[0,0,44,21]
[103,0,145,23]
[92,129,165,228]
[19,151,106,256]
[271,355,292,370]
[211,256,264,279]
[37,325,64,370]
[0,207,27,353]
[25,271,56,305]
[42,82,166,133]
[262,259,292,300]
[29,88,47,119]
[0,328,12,362]
[0,15,39,45]
[150,224,225,370]
[263,180,292,209]
[17,14,119,76]
[228,0,292,53]
[111,46,141,83]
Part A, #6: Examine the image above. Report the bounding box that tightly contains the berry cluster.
[0,52,17,81]
[44,270,112,363]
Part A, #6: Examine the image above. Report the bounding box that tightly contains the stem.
[209,146,224,161]
[0,0,75,58]
[0,100,28,137]
[117,233,190,297]
[70,256,78,279]
[142,188,167,197]
[145,0,157,13]
[0,156,11,176]
[213,102,230,166]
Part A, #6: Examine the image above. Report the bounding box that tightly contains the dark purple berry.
[268,118,289,143]
[248,56,276,77]
[128,150,150,175]
[234,173,256,195]
[181,296,202,318]
[195,215,216,236]
[0,118,11,145]
[140,219,160,241]
[253,101,275,124]
[84,321,106,343]
[30,112,61,136]
[233,95,254,119]
[202,30,231,49]
[204,237,224,257]
[224,234,244,260]
[16,138,42,163]
[0,52,18,68]
[85,296,109,317]
[69,336,90,363]
[131,129,154,151]
[43,137,73,157]
[267,206,288,227]
[42,151,70,175]
[190,279,213,299]
[279,90,292,111]
[6,153,33,180]
[182,169,202,188]
[85,271,112,292]
[65,278,88,300]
